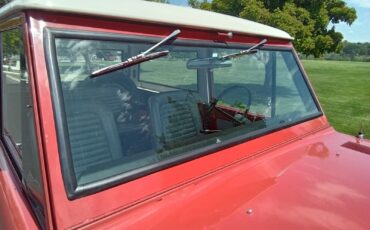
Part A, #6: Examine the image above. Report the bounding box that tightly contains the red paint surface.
[0,144,39,230]
[82,129,370,230]
[24,13,54,229]
[18,10,370,229]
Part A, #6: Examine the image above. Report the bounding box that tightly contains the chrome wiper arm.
[91,51,169,78]
[141,29,181,56]
[221,38,267,60]
[91,29,181,78]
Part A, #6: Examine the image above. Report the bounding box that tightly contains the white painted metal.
[0,0,292,40]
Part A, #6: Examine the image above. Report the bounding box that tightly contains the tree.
[0,0,11,7]
[188,0,357,57]
[0,0,21,57]
[342,41,370,57]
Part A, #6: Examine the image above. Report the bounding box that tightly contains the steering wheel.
[209,85,252,125]
[217,85,252,108]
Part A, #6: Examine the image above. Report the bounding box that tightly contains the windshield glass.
[53,36,319,195]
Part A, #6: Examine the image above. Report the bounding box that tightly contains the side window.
[1,27,43,196]
[276,52,317,118]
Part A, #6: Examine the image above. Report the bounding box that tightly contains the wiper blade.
[91,29,181,78]
[91,51,169,77]
[221,38,267,60]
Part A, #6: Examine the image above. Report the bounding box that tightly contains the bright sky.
[168,0,370,42]
[169,0,188,6]
[336,0,370,42]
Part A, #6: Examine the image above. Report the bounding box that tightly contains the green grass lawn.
[302,60,370,136]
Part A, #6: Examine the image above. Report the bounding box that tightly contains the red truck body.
[0,1,369,229]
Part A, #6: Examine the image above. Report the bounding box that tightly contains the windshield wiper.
[220,38,267,60]
[91,29,181,78]
[91,51,169,77]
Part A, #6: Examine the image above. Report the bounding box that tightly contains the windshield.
[52,35,319,196]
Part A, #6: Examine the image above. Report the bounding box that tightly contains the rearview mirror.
[186,58,232,69]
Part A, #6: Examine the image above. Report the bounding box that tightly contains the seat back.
[64,100,122,177]
[149,90,202,150]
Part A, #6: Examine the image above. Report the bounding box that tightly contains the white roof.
[0,0,292,40]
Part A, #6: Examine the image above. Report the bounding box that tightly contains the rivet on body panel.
[246,208,253,215]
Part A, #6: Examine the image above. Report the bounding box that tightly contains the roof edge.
[0,0,293,40]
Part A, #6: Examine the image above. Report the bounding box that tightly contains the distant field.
[302,60,370,136]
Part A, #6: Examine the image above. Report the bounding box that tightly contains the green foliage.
[302,41,370,62]
[188,0,211,9]
[0,0,10,7]
[2,28,22,56]
[239,0,270,23]
[342,41,370,56]
[188,0,357,57]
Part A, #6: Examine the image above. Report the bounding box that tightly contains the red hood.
[86,128,370,230]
